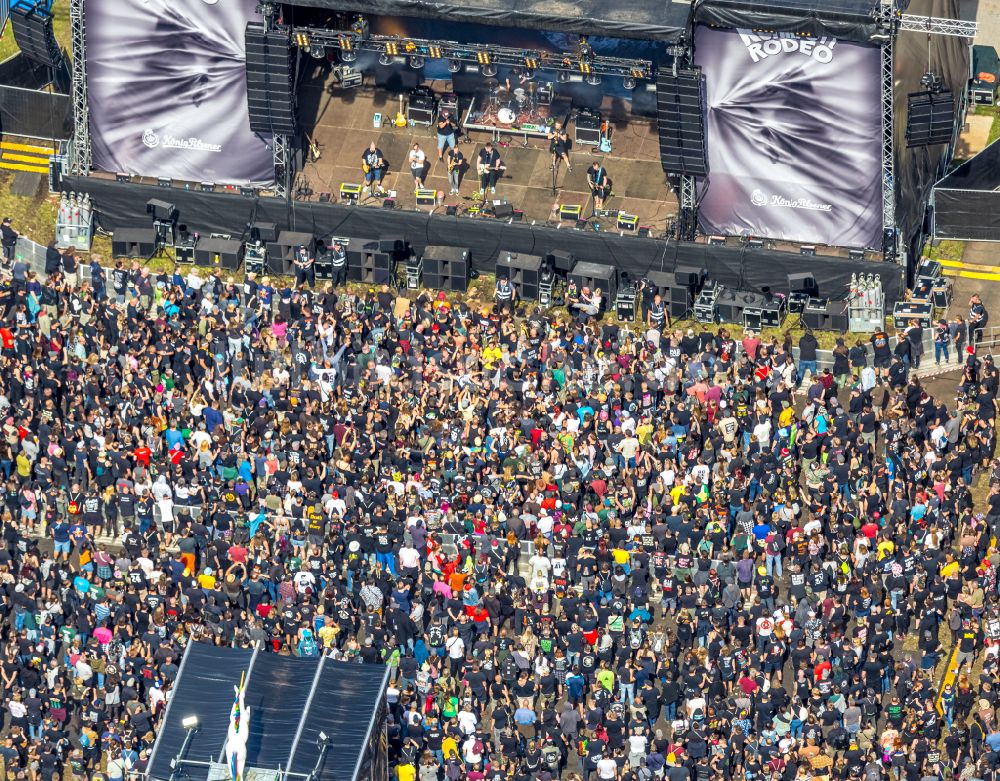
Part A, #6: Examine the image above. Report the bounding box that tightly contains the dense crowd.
[0,228,998,781]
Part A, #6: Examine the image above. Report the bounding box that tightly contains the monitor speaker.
[786,272,818,296]
[656,68,707,177]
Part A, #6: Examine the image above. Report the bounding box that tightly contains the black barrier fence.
[63,175,906,302]
[933,190,1000,244]
[0,84,71,141]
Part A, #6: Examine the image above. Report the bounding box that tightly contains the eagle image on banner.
[225,675,250,781]
[693,26,883,248]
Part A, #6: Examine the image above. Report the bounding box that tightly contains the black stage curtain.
[65,175,905,302]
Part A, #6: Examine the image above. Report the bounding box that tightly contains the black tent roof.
[935,137,1000,192]
[283,0,690,39]
[147,644,389,781]
[692,0,880,42]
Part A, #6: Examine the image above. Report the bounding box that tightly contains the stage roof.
[283,0,690,39]
[692,0,880,41]
[147,644,389,781]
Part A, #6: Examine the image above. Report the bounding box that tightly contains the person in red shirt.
[133,444,152,467]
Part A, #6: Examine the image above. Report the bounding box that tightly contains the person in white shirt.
[409,143,427,188]
[398,544,421,573]
[596,756,618,781]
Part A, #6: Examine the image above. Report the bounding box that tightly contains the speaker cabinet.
[547,250,576,275]
[10,4,62,68]
[194,238,244,269]
[787,272,819,296]
[245,23,297,136]
[906,90,955,147]
[674,265,706,290]
[496,253,543,301]
[422,246,469,292]
[656,68,707,177]
[111,227,156,259]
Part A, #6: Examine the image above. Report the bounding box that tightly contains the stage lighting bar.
[295,31,311,48]
[287,25,652,80]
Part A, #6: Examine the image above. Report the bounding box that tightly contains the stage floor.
[295,71,676,233]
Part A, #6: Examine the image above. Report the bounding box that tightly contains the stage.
[293,60,675,234]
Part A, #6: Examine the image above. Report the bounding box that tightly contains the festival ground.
[293,63,677,234]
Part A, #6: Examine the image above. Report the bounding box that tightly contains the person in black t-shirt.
[361,142,386,194]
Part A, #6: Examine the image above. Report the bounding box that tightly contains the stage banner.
[85,0,274,186]
[694,26,882,248]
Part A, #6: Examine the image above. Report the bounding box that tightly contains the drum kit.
[487,80,539,125]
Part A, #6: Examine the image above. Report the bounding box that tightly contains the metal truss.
[273,134,289,199]
[678,174,697,241]
[898,15,978,37]
[877,0,896,246]
[69,0,90,175]
[288,25,652,81]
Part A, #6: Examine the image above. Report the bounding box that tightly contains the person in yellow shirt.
[397,761,416,781]
[440,735,459,764]
[197,568,217,589]
[596,663,615,692]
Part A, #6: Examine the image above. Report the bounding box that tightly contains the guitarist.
[445,146,465,196]
[361,142,386,196]
[477,142,505,195]
[436,110,459,162]
[586,160,611,212]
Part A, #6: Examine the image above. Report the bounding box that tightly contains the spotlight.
[585,73,602,86]
[351,15,369,38]
[341,50,357,63]
[447,59,462,73]
[557,71,570,83]
[310,45,326,59]
[379,53,392,66]
[481,63,497,77]
[181,716,199,730]
[622,76,636,90]
[409,55,424,69]
[294,32,311,48]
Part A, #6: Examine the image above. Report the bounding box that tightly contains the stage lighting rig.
[622,76,636,90]
[447,59,462,73]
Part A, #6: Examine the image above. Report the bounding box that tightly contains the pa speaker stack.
[496,253,543,301]
[645,270,693,320]
[656,67,708,177]
[245,22,297,136]
[10,3,62,68]
[111,227,156,260]
[266,231,315,275]
[906,90,955,147]
[347,238,405,284]
[568,262,617,305]
[194,237,244,270]
[422,246,470,292]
